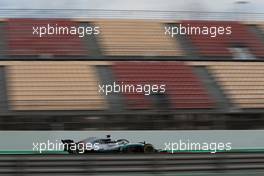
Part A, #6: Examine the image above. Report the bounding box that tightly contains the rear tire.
[143,144,155,153]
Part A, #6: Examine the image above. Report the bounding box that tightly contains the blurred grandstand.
[0,6,263,175]
[0,17,262,130]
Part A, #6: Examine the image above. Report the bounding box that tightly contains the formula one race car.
[61,135,156,154]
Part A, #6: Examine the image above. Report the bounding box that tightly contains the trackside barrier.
[0,153,264,174]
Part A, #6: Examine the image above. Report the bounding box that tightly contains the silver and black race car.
[61,135,156,154]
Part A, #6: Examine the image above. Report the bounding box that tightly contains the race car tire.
[143,144,155,153]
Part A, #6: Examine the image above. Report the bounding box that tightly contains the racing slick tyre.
[143,144,155,153]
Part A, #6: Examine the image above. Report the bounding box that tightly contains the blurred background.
[0,0,263,12]
[0,0,264,175]
[0,0,263,19]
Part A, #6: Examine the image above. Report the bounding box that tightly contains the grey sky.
[0,0,263,13]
